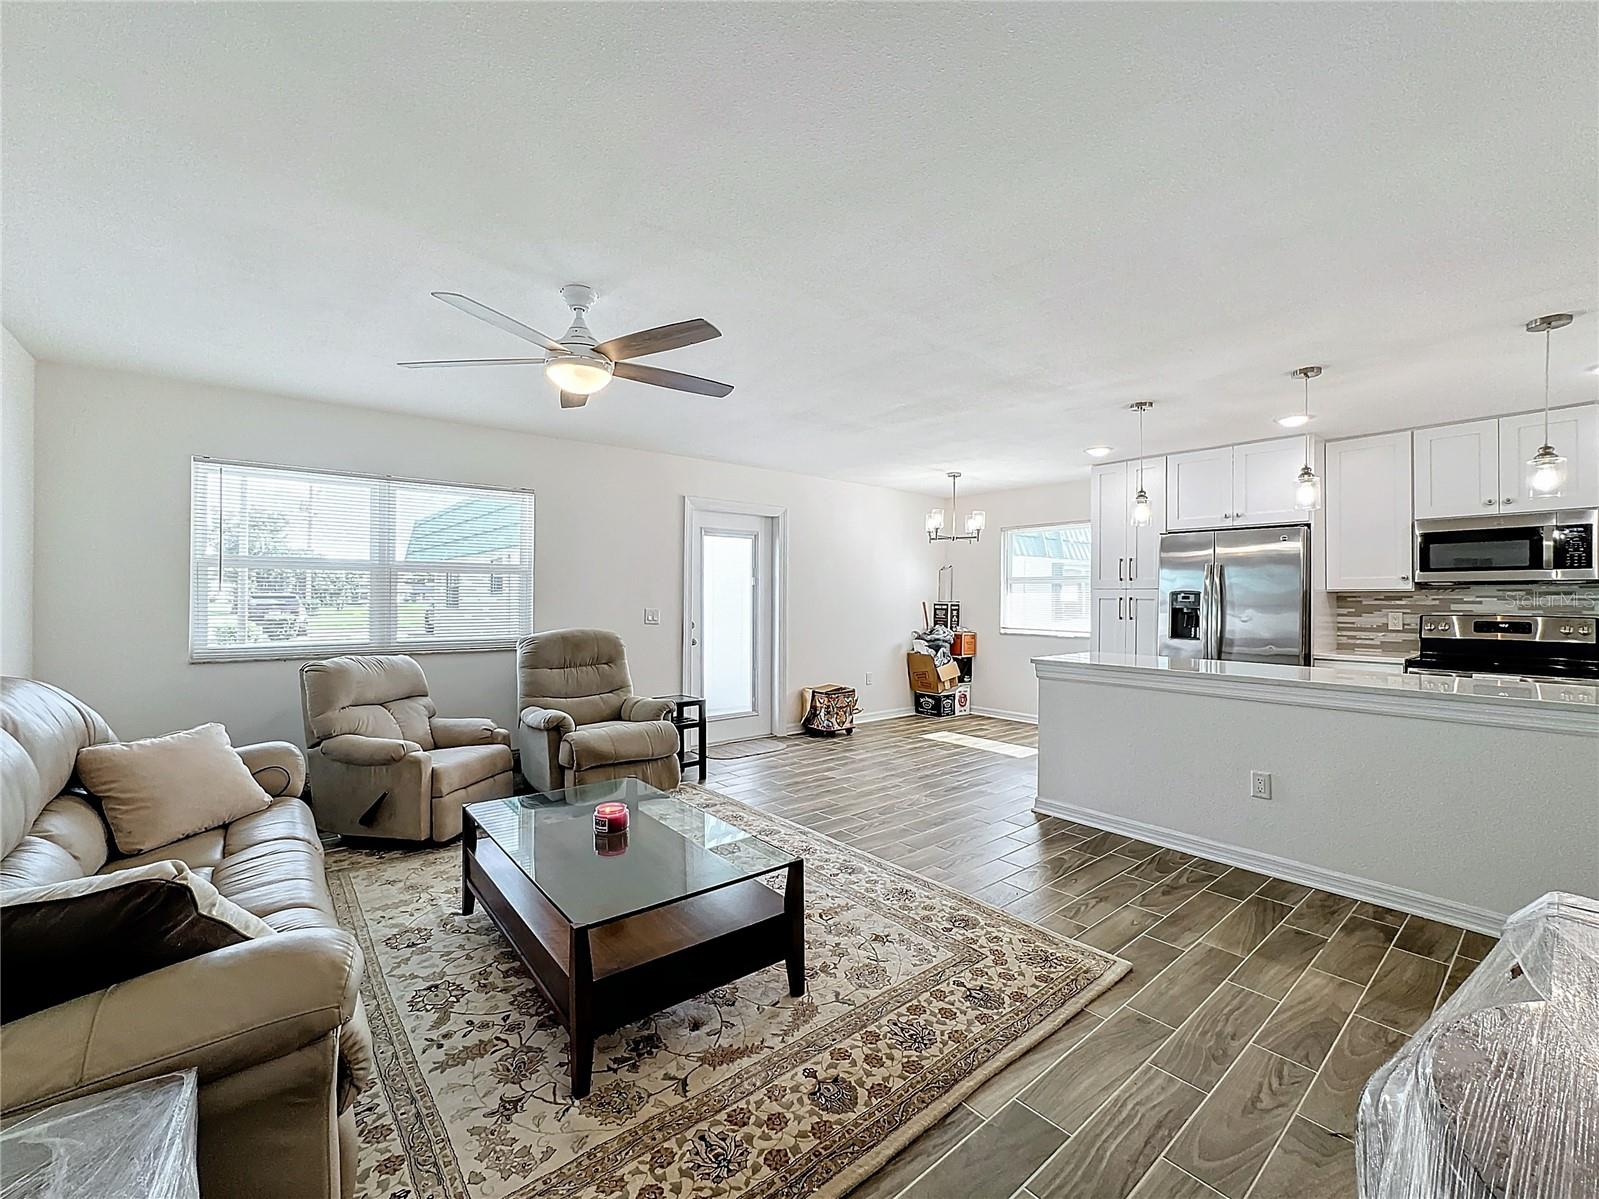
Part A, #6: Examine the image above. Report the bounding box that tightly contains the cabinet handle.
[1503,498,1515,505]
[1129,556,1136,582]
[1399,574,1409,581]
[1118,557,1124,582]
[1119,595,1125,620]
[1483,499,1495,507]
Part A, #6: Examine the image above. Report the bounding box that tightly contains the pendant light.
[1129,402,1154,526]
[1291,366,1322,511]
[925,472,984,543]
[1525,313,1573,497]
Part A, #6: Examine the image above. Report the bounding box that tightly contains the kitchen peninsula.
[1032,651,1599,932]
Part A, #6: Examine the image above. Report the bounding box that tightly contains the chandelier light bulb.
[925,508,945,533]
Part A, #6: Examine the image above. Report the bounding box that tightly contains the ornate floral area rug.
[331,784,1127,1199]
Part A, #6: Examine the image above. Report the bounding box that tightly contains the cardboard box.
[932,601,961,629]
[954,682,972,715]
[953,654,974,683]
[913,690,958,717]
[951,630,977,656]
[907,652,960,694]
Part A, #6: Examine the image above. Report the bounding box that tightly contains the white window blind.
[190,459,534,661]
[1000,522,1092,635]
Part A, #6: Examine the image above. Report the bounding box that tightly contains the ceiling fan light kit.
[400,283,731,407]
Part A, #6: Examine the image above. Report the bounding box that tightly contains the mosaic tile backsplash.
[1333,584,1599,657]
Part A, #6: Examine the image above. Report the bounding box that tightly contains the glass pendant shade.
[965,509,986,534]
[925,508,945,533]
[1130,488,1153,526]
[1293,464,1323,511]
[1528,446,1567,497]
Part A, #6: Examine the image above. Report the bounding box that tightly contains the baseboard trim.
[781,707,914,737]
[1033,795,1506,935]
[972,707,1038,725]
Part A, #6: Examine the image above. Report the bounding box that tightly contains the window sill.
[999,628,1093,639]
[190,640,521,664]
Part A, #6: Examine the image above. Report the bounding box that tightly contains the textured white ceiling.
[3,2,1594,494]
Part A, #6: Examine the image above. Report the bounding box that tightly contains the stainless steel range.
[1404,613,1599,688]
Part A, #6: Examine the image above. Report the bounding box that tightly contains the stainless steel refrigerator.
[1157,525,1311,665]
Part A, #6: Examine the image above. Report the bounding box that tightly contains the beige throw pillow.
[77,723,271,855]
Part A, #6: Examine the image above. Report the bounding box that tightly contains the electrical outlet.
[865,672,874,685]
[643,607,660,625]
[1387,611,1406,631]
[1250,770,1272,800]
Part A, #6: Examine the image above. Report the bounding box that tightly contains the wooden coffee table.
[462,780,805,1098]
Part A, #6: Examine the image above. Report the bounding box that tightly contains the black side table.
[657,694,707,782]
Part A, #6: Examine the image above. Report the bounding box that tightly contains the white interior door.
[688,509,776,743]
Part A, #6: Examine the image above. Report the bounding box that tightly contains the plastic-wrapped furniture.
[0,1069,199,1199]
[1357,891,1599,1199]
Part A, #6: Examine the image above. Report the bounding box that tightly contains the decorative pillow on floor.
[0,859,274,1022]
[76,722,270,855]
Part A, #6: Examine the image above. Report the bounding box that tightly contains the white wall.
[945,478,1092,721]
[1,328,35,677]
[32,364,937,744]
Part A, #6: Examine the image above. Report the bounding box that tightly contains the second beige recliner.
[300,654,513,842]
[516,629,682,793]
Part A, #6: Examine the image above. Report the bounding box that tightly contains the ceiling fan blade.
[431,292,569,353]
[595,319,721,362]
[559,391,588,408]
[612,361,734,397]
[398,357,549,369]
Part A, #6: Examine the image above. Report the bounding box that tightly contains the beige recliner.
[516,629,682,793]
[300,654,513,842]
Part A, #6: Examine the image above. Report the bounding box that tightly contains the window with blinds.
[189,459,534,661]
[1000,522,1093,635]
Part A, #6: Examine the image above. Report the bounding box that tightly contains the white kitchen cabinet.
[1325,431,1414,591]
[1167,447,1235,530]
[1091,588,1158,656]
[1129,592,1159,656]
[1232,437,1310,526]
[1090,457,1166,589]
[1413,407,1597,519]
[1090,461,1131,589]
[1413,419,1500,518]
[1127,457,1166,588]
[1496,406,1598,513]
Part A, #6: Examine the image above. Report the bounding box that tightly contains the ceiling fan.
[399,284,732,408]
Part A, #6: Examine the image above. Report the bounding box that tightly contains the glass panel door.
[701,529,757,718]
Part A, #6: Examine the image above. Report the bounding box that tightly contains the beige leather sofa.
[516,628,682,792]
[300,654,514,842]
[0,677,371,1199]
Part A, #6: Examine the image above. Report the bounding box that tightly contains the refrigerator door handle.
[1213,563,1225,659]
[1201,561,1216,659]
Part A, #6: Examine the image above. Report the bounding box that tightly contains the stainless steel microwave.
[1414,510,1597,584]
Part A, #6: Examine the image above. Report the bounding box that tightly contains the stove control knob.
[1561,625,1574,634]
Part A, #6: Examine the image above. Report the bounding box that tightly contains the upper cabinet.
[1496,406,1598,514]
[1090,457,1166,589]
[1413,419,1499,518]
[1167,447,1234,530]
[1414,406,1597,519]
[1325,431,1413,591]
[1167,437,1308,531]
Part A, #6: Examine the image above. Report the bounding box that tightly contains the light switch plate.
[643,608,661,625]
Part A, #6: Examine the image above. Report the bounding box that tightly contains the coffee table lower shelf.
[462,820,805,1097]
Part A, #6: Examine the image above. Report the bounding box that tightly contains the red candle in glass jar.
[594,802,630,834]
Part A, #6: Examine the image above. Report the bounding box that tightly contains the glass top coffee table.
[461,779,805,1098]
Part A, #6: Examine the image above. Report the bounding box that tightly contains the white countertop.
[1033,651,1599,724]
[1311,651,1410,665]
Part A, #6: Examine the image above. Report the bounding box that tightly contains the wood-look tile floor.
[704,715,1493,1199]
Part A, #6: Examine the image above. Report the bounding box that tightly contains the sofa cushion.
[222,796,324,857]
[0,837,86,890]
[108,828,228,874]
[77,723,271,856]
[212,841,333,921]
[0,859,273,1022]
[26,795,110,878]
[558,720,678,771]
[1,678,116,861]
[429,744,514,797]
